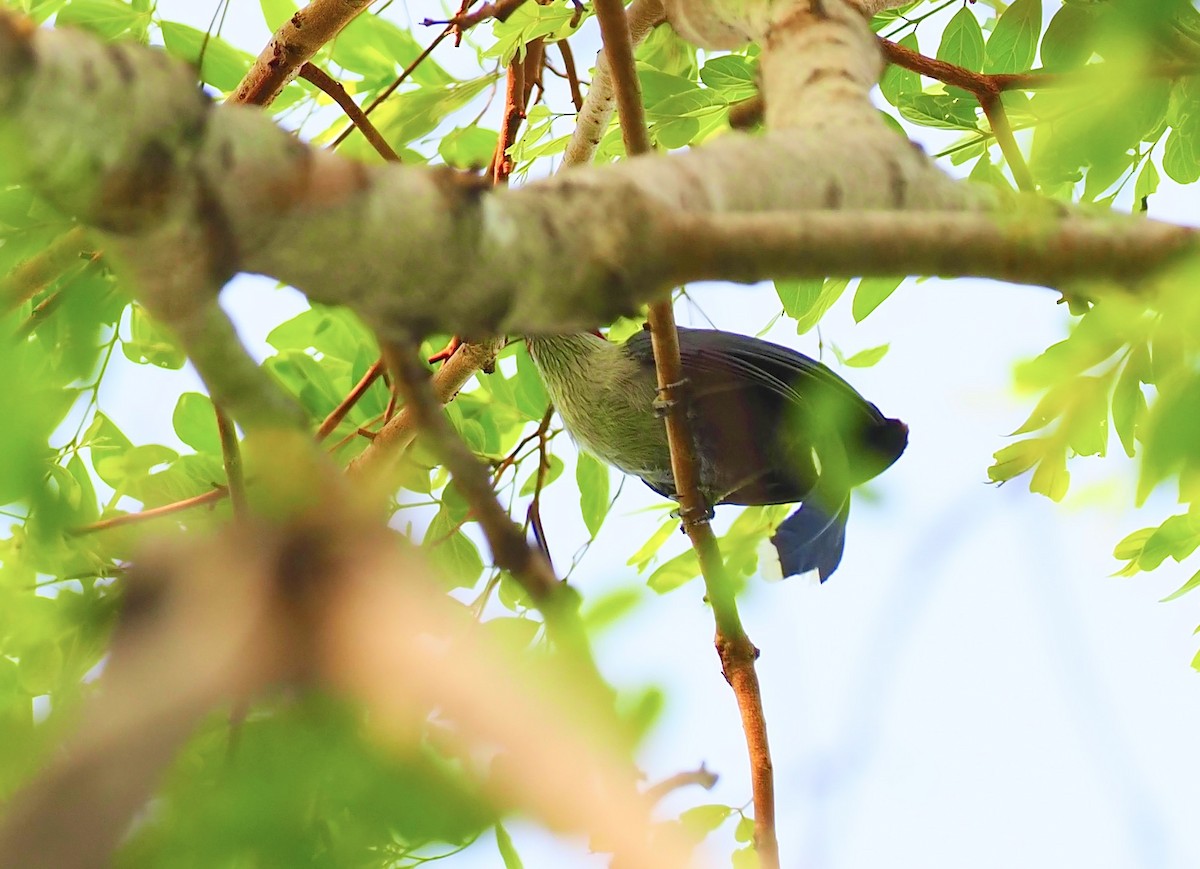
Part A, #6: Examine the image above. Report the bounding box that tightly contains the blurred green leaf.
[159,22,252,92]
[576,452,611,538]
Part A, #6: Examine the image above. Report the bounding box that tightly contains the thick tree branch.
[665,210,1197,287]
[231,0,376,107]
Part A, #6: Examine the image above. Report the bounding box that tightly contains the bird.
[525,326,908,582]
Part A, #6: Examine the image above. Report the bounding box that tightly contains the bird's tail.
[769,495,850,583]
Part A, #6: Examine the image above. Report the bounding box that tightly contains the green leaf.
[439,127,499,169]
[1137,514,1200,571]
[987,438,1045,483]
[159,22,253,93]
[519,454,563,496]
[57,0,145,39]
[699,55,756,101]
[1134,159,1161,203]
[513,346,550,421]
[576,452,610,537]
[937,7,985,73]
[732,844,761,869]
[984,0,1041,74]
[330,13,451,86]
[495,823,524,869]
[1030,443,1070,502]
[1064,375,1111,458]
[122,304,185,369]
[1113,346,1149,458]
[637,67,697,109]
[842,344,889,368]
[627,516,681,571]
[581,586,642,632]
[1040,5,1095,71]
[1113,526,1155,563]
[647,547,699,593]
[1164,121,1200,184]
[637,23,699,79]
[879,33,920,107]
[172,392,221,455]
[1164,569,1200,602]
[777,278,847,334]
[734,814,755,843]
[897,93,979,130]
[679,804,732,838]
[83,412,134,490]
[851,276,903,322]
[486,2,582,64]
[357,77,493,157]
[424,509,485,589]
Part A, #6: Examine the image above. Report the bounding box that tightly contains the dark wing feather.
[623,327,907,501]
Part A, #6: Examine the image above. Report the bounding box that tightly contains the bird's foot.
[652,378,690,417]
[671,502,715,531]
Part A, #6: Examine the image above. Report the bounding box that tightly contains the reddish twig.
[492,51,528,184]
[71,488,229,535]
[878,37,1033,191]
[557,39,584,112]
[592,0,652,157]
[423,0,530,35]
[231,0,371,107]
[644,764,719,803]
[428,336,463,365]
[331,27,454,149]
[592,0,778,863]
[316,358,386,441]
[521,37,546,110]
[300,62,400,162]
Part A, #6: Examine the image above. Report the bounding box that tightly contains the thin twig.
[591,0,777,863]
[592,0,652,157]
[492,52,527,184]
[230,0,374,107]
[300,62,400,162]
[388,341,560,601]
[979,93,1035,192]
[1,226,92,313]
[71,488,229,535]
[422,0,529,33]
[316,358,386,441]
[214,405,247,518]
[878,37,1033,190]
[644,764,719,803]
[331,27,453,149]
[558,39,584,112]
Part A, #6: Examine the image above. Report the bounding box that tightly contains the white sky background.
[87,2,1200,867]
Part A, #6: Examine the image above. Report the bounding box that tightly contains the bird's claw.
[671,502,714,530]
[652,378,689,417]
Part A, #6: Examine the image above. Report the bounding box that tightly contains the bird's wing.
[623,326,891,424]
[623,326,907,493]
